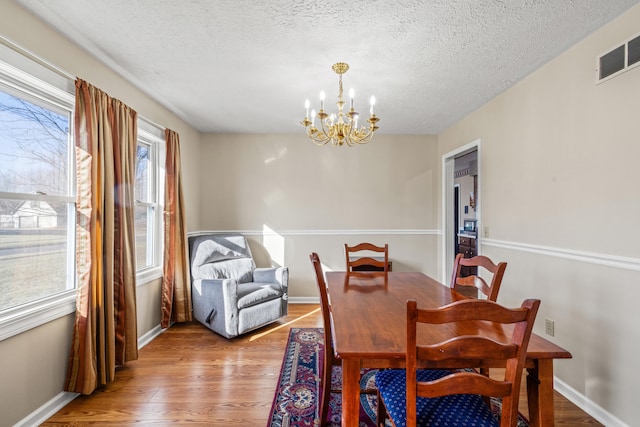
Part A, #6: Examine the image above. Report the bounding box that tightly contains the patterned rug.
[266,328,529,427]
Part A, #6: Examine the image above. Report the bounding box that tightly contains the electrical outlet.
[545,318,555,337]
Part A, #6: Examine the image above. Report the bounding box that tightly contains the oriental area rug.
[266,328,529,427]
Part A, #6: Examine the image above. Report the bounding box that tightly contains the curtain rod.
[1,34,168,132]
[0,34,75,80]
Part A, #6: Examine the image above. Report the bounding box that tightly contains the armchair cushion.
[197,258,255,283]
[191,234,255,283]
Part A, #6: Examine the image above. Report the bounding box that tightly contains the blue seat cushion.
[375,369,498,427]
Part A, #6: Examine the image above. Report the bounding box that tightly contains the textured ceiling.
[14,0,640,134]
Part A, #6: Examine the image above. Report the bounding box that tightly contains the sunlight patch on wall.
[262,224,285,267]
[264,147,288,165]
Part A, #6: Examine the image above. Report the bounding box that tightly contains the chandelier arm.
[343,127,374,147]
[316,118,334,146]
[309,132,330,146]
[311,125,330,145]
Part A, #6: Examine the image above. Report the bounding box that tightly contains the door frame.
[441,139,481,283]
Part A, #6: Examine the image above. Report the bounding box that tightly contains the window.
[0,40,164,340]
[0,53,76,340]
[135,122,164,283]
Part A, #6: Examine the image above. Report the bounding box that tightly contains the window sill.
[0,268,164,341]
[0,291,77,341]
[137,266,163,286]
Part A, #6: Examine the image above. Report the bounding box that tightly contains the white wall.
[0,2,202,425]
[198,133,440,298]
[438,4,640,425]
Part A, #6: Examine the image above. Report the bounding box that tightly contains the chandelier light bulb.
[319,90,325,111]
[369,96,376,115]
[349,88,355,109]
[305,99,310,119]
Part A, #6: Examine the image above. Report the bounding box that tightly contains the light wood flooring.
[43,304,602,426]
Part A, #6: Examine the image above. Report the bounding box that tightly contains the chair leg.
[376,390,386,427]
[479,367,491,408]
[319,361,334,426]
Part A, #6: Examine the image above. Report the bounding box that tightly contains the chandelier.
[300,62,380,147]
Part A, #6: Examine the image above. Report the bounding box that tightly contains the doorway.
[441,140,480,282]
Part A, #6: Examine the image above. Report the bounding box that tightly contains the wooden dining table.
[325,271,572,427]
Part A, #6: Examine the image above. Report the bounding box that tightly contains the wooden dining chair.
[450,253,507,379]
[310,252,376,426]
[309,252,337,426]
[450,253,507,302]
[376,298,540,427]
[344,242,389,273]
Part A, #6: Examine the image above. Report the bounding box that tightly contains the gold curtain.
[65,79,138,395]
[160,129,192,328]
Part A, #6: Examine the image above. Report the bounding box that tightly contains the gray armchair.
[188,232,288,338]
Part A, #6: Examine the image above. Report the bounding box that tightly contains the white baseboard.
[554,376,629,427]
[14,391,79,427]
[289,296,320,304]
[138,323,164,349]
[15,325,164,426]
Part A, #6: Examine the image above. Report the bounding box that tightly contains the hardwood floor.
[42,304,602,426]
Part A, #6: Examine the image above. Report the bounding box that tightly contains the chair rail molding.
[482,238,640,271]
[189,229,440,237]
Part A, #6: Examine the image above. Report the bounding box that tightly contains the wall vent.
[596,33,640,83]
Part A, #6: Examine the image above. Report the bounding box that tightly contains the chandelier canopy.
[301,62,379,147]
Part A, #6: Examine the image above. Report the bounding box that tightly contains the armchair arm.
[254,266,289,291]
[254,267,289,317]
[191,278,240,338]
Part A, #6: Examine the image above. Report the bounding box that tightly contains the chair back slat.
[418,337,518,361]
[416,371,512,398]
[415,298,529,323]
